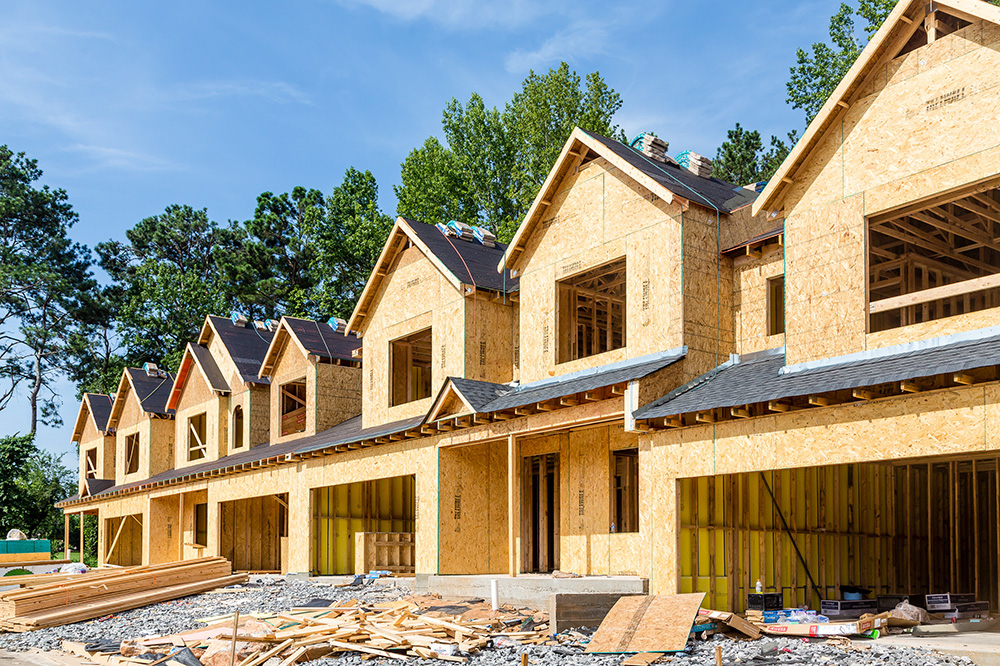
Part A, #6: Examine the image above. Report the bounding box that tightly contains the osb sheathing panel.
[644,384,1000,594]
[115,390,174,485]
[867,304,1000,350]
[249,386,271,446]
[104,513,144,567]
[172,367,226,468]
[361,244,465,428]
[438,441,508,574]
[148,495,180,565]
[514,159,686,384]
[463,297,515,385]
[779,27,1000,365]
[95,494,148,566]
[719,205,779,252]
[784,195,866,365]
[733,248,785,356]
[205,436,439,574]
[315,364,362,432]
[268,338,315,444]
[76,410,116,491]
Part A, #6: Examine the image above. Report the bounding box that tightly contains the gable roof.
[200,315,275,386]
[259,316,362,377]
[349,217,519,335]
[166,343,231,411]
[501,127,758,271]
[753,0,1000,216]
[71,393,114,443]
[108,367,176,428]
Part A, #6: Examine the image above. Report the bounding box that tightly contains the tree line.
[1,0,908,543]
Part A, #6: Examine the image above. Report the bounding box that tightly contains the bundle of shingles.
[636,134,671,164]
[1,557,245,632]
[99,600,552,666]
[676,151,713,178]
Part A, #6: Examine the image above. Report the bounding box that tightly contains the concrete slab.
[875,632,1000,666]
[427,574,648,610]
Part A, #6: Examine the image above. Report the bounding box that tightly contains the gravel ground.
[0,576,407,653]
[0,578,979,666]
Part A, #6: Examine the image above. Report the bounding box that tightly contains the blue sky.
[0,0,835,464]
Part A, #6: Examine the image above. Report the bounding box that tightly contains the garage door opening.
[312,475,416,575]
[679,456,1000,612]
[220,494,288,573]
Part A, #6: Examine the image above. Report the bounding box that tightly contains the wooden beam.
[507,434,518,578]
[870,272,1000,313]
[695,410,716,423]
[953,372,976,385]
[900,380,922,393]
[767,400,791,413]
[808,395,832,407]
[730,406,751,419]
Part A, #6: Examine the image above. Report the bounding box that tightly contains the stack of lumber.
[0,557,246,632]
[122,599,552,664]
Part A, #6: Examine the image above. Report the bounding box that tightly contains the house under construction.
[61,0,1000,612]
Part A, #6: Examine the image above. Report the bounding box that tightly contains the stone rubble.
[0,577,979,666]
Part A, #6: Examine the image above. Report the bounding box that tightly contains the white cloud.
[63,144,179,172]
[171,80,313,105]
[339,0,555,28]
[504,20,608,73]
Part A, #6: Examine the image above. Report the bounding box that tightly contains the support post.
[507,434,518,577]
[178,492,186,562]
[64,512,71,560]
[79,512,85,563]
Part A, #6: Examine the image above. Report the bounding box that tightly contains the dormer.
[752,0,1000,365]
[167,315,274,466]
[71,393,116,497]
[348,217,519,429]
[259,316,362,442]
[107,366,175,483]
[499,128,763,389]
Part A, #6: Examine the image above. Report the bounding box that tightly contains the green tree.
[229,187,325,319]
[787,0,896,123]
[395,137,477,228]
[0,433,36,534]
[0,146,100,433]
[311,168,394,319]
[396,62,625,242]
[713,124,799,186]
[15,448,75,541]
[96,205,240,371]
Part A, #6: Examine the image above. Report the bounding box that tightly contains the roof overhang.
[107,368,137,430]
[347,217,469,336]
[167,343,230,411]
[753,0,1000,217]
[425,379,478,423]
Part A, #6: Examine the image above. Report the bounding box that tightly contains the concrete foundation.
[426,574,648,610]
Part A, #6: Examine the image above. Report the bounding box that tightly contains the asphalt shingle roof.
[126,368,176,416]
[190,344,230,393]
[635,330,1000,420]
[443,347,687,415]
[404,218,519,294]
[283,317,361,363]
[583,130,758,214]
[86,394,114,432]
[207,315,275,385]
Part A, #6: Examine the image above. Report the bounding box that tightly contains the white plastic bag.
[59,562,89,574]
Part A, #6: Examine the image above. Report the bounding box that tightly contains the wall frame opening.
[390,328,432,406]
[557,258,626,364]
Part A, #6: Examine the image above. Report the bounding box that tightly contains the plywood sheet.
[586,593,705,653]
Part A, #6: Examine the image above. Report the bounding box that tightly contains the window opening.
[767,275,785,336]
[612,448,639,533]
[390,328,432,406]
[125,433,140,474]
[557,258,626,363]
[188,413,207,461]
[280,380,307,436]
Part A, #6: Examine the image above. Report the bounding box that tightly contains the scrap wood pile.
[1,557,246,632]
[89,598,552,665]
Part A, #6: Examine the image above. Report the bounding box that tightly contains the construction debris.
[0,557,245,632]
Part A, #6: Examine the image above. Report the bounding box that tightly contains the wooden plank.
[691,478,699,595]
[870,271,1000,314]
[508,435,517,577]
[585,594,705,654]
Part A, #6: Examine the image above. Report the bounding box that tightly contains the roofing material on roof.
[205,315,274,385]
[188,344,230,393]
[86,394,114,432]
[282,317,361,363]
[582,131,759,214]
[59,412,423,505]
[634,329,1000,420]
[403,218,519,294]
[125,368,176,416]
[434,347,687,418]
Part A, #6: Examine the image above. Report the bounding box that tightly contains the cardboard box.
[925,593,976,611]
[747,593,783,611]
[944,601,990,620]
[763,615,887,637]
[820,599,878,618]
[877,594,924,611]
